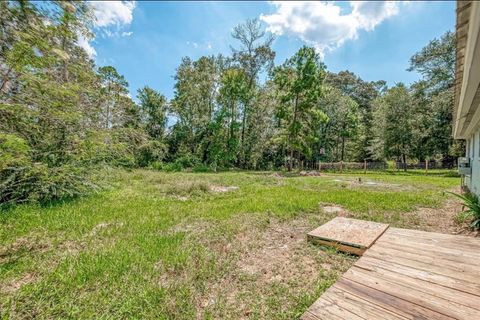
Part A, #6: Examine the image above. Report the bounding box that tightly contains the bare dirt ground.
[405,197,479,236]
[166,213,355,319]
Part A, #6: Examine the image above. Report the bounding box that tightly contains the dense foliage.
[0,1,462,205]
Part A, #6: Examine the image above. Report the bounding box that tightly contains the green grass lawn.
[0,169,460,319]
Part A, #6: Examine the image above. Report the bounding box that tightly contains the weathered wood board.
[302,227,480,319]
[307,217,389,255]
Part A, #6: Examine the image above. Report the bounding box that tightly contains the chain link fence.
[292,160,456,172]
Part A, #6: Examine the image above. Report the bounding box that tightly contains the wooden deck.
[303,227,480,320]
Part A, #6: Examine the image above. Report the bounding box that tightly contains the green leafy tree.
[408,30,462,163]
[217,68,249,165]
[318,87,360,161]
[273,46,327,170]
[325,71,385,161]
[408,31,455,93]
[137,86,168,139]
[231,18,275,166]
[372,84,413,169]
[170,55,224,162]
[98,66,130,129]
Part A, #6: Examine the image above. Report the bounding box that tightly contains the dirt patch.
[1,272,36,294]
[210,185,239,193]
[299,171,322,177]
[89,222,124,237]
[404,196,479,236]
[193,215,355,319]
[330,177,410,191]
[57,239,87,256]
[174,195,189,201]
[321,205,345,214]
[0,235,51,264]
[269,172,284,179]
[235,221,317,283]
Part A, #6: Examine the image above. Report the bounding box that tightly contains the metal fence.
[317,161,387,171]
[294,160,456,172]
[394,161,456,170]
[296,161,387,172]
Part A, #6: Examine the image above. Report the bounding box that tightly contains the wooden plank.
[386,228,480,249]
[366,242,480,279]
[343,267,480,319]
[307,217,389,255]
[353,259,480,310]
[307,236,365,255]
[301,309,343,320]
[379,230,480,255]
[375,238,480,267]
[302,293,363,320]
[355,256,480,297]
[335,278,452,320]
[364,245,480,285]
[321,286,408,320]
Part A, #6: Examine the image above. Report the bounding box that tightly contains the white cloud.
[260,1,401,56]
[187,41,212,50]
[77,34,97,57]
[90,1,136,28]
[78,1,136,57]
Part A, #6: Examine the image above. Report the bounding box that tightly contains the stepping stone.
[307,217,389,255]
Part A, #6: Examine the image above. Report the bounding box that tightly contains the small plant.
[449,192,480,230]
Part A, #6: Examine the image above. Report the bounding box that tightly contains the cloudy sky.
[84,1,455,99]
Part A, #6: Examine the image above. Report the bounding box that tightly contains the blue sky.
[86,1,455,100]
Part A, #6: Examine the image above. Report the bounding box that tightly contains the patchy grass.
[0,169,460,319]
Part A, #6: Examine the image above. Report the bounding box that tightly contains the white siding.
[466,129,480,196]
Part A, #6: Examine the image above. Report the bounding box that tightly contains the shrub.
[174,155,198,169]
[150,161,164,171]
[0,133,101,207]
[192,163,211,173]
[162,162,183,172]
[1,164,101,207]
[449,192,480,230]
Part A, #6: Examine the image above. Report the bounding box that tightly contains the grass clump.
[164,181,211,197]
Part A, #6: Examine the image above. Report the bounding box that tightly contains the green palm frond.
[447,191,480,230]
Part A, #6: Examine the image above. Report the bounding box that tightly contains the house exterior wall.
[455,1,480,197]
[465,129,480,195]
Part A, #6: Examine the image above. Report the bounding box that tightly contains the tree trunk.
[289,93,299,171]
[402,153,407,172]
[0,67,12,93]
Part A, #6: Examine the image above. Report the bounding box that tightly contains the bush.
[449,192,480,230]
[150,161,164,171]
[1,164,101,207]
[192,163,212,173]
[1,133,101,207]
[174,155,198,169]
[162,162,183,172]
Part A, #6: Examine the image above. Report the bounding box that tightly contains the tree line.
[0,1,462,205]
